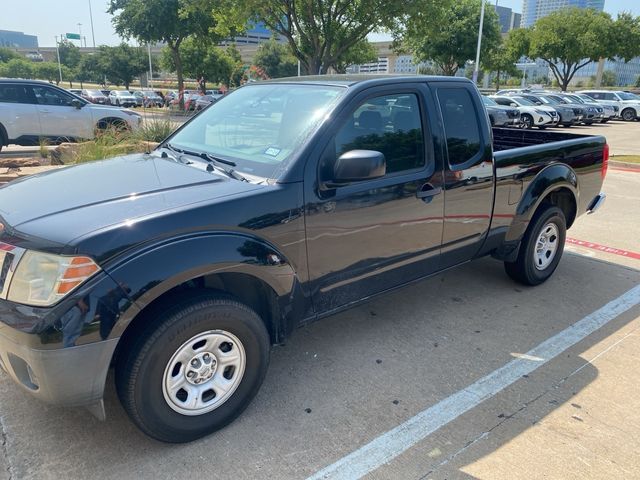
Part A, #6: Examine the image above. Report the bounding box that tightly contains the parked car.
[517,93,583,127]
[571,93,619,119]
[0,79,141,151]
[134,90,163,108]
[81,89,108,105]
[68,88,83,96]
[481,95,520,127]
[100,89,112,97]
[555,93,606,124]
[578,90,639,120]
[0,76,607,442]
[195,94,216,111]
[184,93,202,111]
[542,93,600,125]
[109,90,137,108]
[164,90,179,107]
[490,95,558,129]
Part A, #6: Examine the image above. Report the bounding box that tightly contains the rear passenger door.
[304,84,444,314]
[29,85,93,140]
[432,83,494,268]
[0,83,41,143]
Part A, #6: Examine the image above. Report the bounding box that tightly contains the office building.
[522,0,605,27]
[0,30,38,49]
[495,6,522,34]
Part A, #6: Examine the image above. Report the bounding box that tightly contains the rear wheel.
[504,205,566,286]
[115,292,270,443]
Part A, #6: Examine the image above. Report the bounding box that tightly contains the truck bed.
[492,127,594,152]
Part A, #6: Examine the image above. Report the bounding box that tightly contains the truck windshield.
[168,84,345,179]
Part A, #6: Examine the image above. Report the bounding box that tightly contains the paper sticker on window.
[264,147,281,157]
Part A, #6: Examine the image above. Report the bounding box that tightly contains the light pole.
[54,35,63,84]
[472,0,486,84]
[147,43,154,90]
[77,23,84,47]
[88,0,96,47]
[516,62,537,88]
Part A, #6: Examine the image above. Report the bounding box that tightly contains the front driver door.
[29,85,93,141]
[304,85,444,314]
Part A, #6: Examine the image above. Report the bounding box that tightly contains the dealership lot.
[1,129,639,480]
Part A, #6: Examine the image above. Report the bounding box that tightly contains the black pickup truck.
[0,76,607,442]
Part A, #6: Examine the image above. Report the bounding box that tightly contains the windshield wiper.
[163,143,248,182]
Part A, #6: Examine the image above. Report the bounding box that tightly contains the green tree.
[162,38,235,89]
[483,29,529,90]
[401,0,501,76]
[527,8,616,91]
[0,47,20,63]
[220,0,430,75]
[57,39,82,69]
[253,38,298,78]
[96,44,148,89]
[331,39,377,73]
[600,70,617,87]
[36,62,62,83]
[2,59,34,79]
[75,54,106,87]
[613,12,640,62]
[108,0,228,102]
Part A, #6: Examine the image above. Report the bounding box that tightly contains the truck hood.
[0,153,263,247]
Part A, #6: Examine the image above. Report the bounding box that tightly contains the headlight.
[534,109,548,115]
[7,252,100,306]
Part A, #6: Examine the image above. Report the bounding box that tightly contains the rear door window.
[437,88,482,168]
[0,84,29,104]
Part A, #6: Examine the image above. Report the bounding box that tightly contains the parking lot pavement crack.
[0,414,13,480]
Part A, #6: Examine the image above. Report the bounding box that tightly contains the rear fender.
[498,164,577,258]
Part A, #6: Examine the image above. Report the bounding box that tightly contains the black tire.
[538,125,547,130]
[504,205,566,286]
[601,118,609,124]
[584,120,594,125]
[521,114,533,129]
[563,123,572,128]
[621,108,636,122]
[115,292,270,443]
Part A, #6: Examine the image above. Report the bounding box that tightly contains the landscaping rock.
[0,157,42,168]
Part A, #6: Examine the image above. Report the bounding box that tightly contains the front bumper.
[0,329,117,406]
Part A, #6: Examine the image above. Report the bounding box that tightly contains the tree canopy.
[0,47,20,63]
[219,0,429,75]
[96,44,148,89]
[527,8,616,91]
[162,39,237,89]
[253,38,298,78]
[400,0,501,76]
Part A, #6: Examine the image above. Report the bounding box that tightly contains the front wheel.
[521,114,533,129]
[115,292,270,443]
[504,206,566,286]
[621,108,636,122]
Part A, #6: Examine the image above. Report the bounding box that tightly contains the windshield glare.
[169,84,345,179]
[513,97,535,106]
[618,92,639,101]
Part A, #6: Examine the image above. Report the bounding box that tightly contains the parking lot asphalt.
[1,127,640,480]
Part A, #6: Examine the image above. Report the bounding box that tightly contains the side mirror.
[510,103,518,107]
[536,101,542,105]
[71,98,83,109]
[325,150,386,188]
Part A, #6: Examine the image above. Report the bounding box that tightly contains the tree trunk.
[495,69,501,91]
[172,46,184,109]
[124,82,130,90]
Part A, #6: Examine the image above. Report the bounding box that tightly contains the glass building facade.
[522,0,605,27]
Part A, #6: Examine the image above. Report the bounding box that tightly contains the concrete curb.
[610,160,640,171]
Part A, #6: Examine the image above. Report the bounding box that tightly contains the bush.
[132,118,175,143]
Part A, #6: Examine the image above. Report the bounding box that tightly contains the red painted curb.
[566,237,640,260]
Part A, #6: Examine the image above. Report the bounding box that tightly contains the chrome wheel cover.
[533,222,559,271]
[162,330,246,416]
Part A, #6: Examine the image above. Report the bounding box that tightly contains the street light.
[472,0,486,84]
[54,36,63,84]
[88,0,96,47]
[516,62,538,88]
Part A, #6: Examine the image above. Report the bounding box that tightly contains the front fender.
[104,233,299,339]
[504,163,578,243]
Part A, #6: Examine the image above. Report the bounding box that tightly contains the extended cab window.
[333,93,425,175]
[32,86,74,106]
[437,88,481,167]
[0,85,28,104]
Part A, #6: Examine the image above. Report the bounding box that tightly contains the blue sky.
[3,0,640,47]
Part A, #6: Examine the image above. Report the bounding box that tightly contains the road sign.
[66,33,81,40]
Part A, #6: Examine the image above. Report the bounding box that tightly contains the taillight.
[602,143,609,179]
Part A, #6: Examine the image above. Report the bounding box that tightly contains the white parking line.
[307,284,640,480]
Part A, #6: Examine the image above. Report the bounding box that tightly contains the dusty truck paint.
[0,75,606,441]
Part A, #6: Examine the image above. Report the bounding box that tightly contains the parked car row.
[485,88,640,130]
[65,88,224,110]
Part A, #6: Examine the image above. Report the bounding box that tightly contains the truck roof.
[260,74,472,88]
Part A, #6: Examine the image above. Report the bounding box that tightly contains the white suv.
[579,90,640,121]
[0,80,142,151]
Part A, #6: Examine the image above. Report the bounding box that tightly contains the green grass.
[611,155,640,164]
